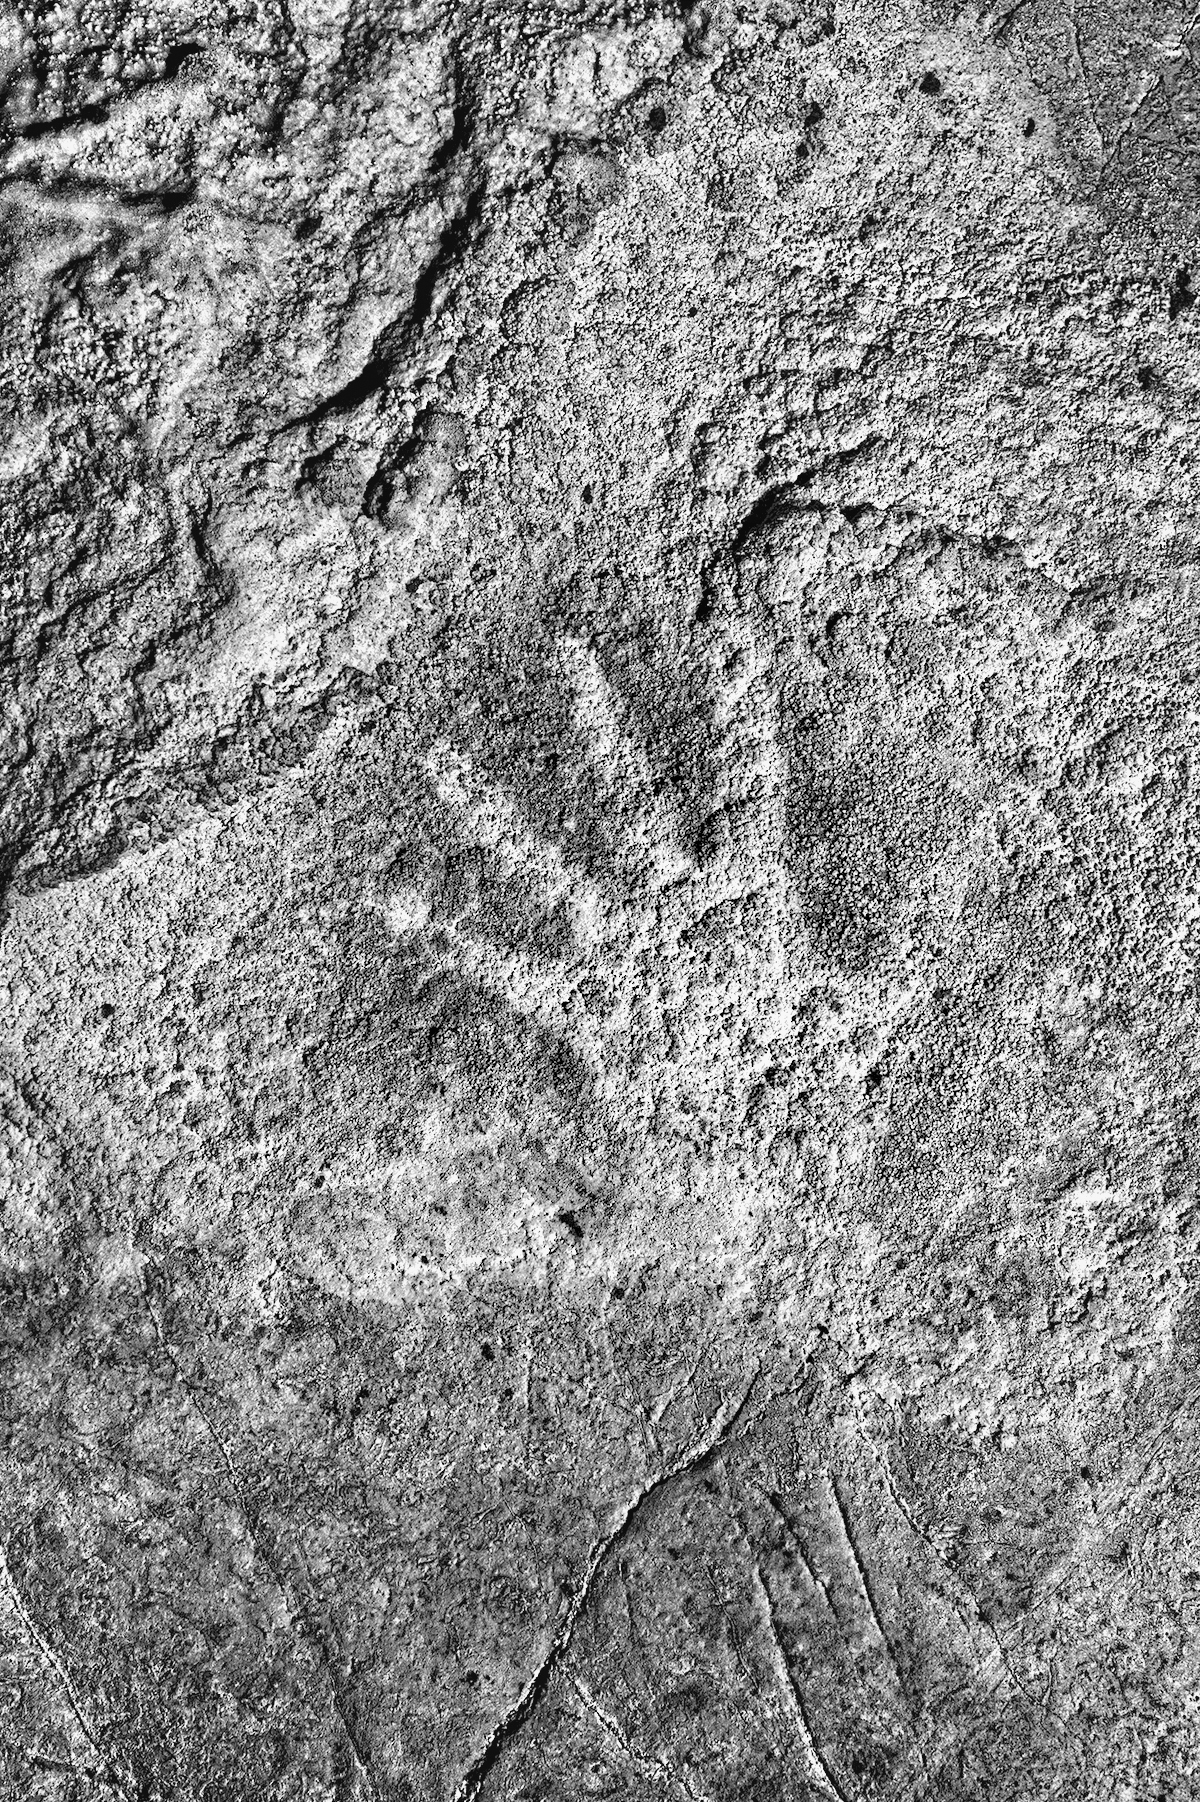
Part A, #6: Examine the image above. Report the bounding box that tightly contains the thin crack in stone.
[142,1286,383,1801]
[851,1403,1078,1753]
[747,1552,854,1802]
[0,1546,135,1799]
[568,1673,706,1802]
[1095,0,1200,183]
[827,1474,902,1680]
[453,1371,760,1802]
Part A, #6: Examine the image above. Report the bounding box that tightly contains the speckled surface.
[2,1,1200,1796]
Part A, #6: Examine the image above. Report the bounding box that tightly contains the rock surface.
[2,0,1200,1796]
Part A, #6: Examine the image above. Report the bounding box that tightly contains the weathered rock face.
[2,0,1199,1797]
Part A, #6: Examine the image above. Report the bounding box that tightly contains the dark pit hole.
[804,101,824,128]
[581,482,593,504]
[1137,364,1160,390]
[295,214,320,241]
[647,103,667,132]
[919,71,942,95]
[480,1342,495,1361]
[1023,117,1036,137]
[1169,267,1195,322]
[126,185,194,214]
[360,469,395,520]
[162,41,204,79]
[558,1209,583,1239]
[99,1002,115,1020]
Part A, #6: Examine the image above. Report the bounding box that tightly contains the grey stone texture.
[1,0,1199,1796]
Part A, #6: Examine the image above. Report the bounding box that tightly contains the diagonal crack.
[279,36,489,442]
[761,1488,835,1614]
[142,1282,382,1800]
[827,1475,902,1682]
[282,167,490,437]
[568,1674,705,1802]
[453,1370,760,1802]
[988,0,1034,40]
[852,1403,1080,1768]
[747,1553,854,1802]
[1095,0,1200,184]
[0,1545,135,1799]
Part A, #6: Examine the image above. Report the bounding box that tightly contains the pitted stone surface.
[2,2,1200,1798]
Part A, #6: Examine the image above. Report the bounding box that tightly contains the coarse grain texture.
[1,0,1199,1796]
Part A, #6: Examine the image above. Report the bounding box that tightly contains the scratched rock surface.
[2,0,1200,1796]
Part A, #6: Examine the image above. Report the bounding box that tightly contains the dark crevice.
[9,101,110,139]
[124,183,196,214]
[2,41,204,145]
[1169,267,1195,322]
[428,47,480,180]
[388,174,489,352]
[161,42,205,80]
[727,485,797,558]
[0,168,196,218]
[723,434,883,559]
[285,355,394,432]
[283,176,489,435]
[792,432,883,486]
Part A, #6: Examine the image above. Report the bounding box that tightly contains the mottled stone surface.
[1,0,1199,1796]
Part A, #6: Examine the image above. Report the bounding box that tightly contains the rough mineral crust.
[0,0,1199,1796]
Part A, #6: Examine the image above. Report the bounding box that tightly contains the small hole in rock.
[1169,267,1195,322]
[919,71,942,95]
[581,482,593,504]
[648,103,667,132]
[99,1002,115,1020]
[1023,117,1036,137]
